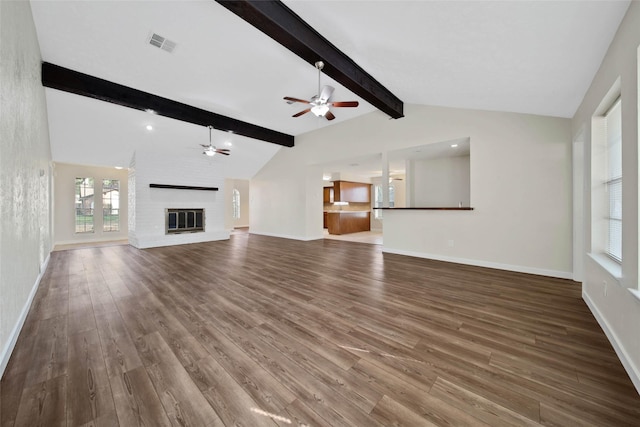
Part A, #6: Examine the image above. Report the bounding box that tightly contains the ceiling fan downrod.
[315,61,324,97]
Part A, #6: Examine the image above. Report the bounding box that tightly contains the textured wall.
[0,0,53,374]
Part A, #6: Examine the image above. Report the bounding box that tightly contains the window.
[103,179,120,232]
[373,184,395,219]
[232,189,241,220]
[374,185,383,219]
[389,184,395,208]
[605,98,622,262]
[75,177,94,233]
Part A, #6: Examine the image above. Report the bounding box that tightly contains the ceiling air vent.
[148,33,176,53]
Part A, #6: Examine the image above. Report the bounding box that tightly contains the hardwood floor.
[2,233,639,426]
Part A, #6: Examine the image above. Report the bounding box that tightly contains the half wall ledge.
[375,207,474,210]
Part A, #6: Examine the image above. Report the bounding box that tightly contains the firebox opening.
[166,208,204,234]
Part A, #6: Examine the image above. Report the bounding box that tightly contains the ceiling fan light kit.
[284,60,358,121]
[311,103,330,117]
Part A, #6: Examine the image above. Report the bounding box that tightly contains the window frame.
[102,179,120,232]
[604,97,622,263]
[232,188,241,220]
[75,177,95,233]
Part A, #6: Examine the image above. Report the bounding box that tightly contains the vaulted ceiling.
[30,0,630,174]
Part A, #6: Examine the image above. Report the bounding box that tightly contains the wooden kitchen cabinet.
[323,187,334,203]
[333,181,371,203]
[327,211,371,235]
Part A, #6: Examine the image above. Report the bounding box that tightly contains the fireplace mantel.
[150,184,218,191]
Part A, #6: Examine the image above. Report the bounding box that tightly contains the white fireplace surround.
[128,150,229,249]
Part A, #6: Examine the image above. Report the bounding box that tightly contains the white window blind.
[605,98,622,262]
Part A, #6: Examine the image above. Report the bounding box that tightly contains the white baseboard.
[249,231,324,242]
[582,290,640,395]
[0,253,50,378]
[382,247,573,280]
[54,236,128,246]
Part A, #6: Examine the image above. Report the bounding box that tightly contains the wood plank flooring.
[2,232,639,426]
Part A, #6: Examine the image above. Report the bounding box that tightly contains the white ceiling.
[30,0,630,173]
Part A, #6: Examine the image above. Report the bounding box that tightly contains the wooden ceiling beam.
[41,62,295,148]
[215,0,404,119]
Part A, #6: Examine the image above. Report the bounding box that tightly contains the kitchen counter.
[326,211,371,235]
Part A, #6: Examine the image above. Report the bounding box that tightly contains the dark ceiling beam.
[216,0,404,119]
[41,62,294,148]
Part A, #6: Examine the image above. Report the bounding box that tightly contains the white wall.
[382,109,571,277]
[252,104,572,278]
[251,156,323,241]
[53,162,129,245]
[411,156,470,207]
[0,0,53,375]
[572,1,640,392]
[128,147,229,248]
[391,176,406,208]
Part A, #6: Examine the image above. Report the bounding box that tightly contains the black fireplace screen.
[166,208,204,234]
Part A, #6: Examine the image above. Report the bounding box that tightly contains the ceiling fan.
[200,125,230,157]
[284,61,359,121]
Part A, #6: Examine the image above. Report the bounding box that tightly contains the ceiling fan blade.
[325,110,336,121]
[217,151,230,156]
[293,108,311,117]
[200,144,210,148]
[284,96,310,104]
[319,85,335,103]
[331,101,359,108]
[217,148,230,152]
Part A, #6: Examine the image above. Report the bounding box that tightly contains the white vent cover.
[148,33,176,53]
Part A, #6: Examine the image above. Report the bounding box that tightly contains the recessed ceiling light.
[451,144,458,148]
[145,109,156,114]
[224,141,232,147]
[146,125,153,131]
[115,166,123,170]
